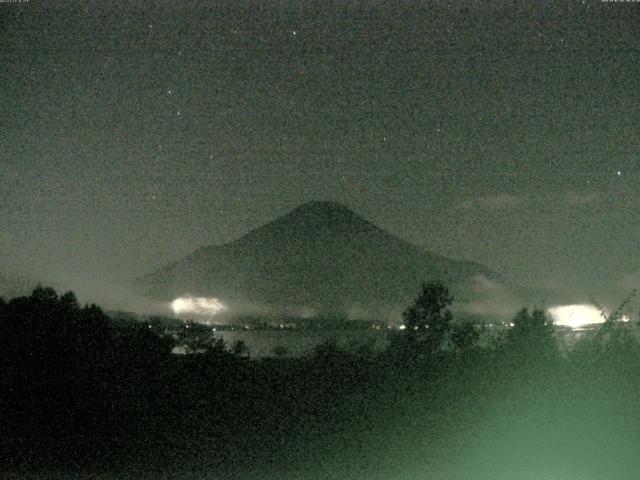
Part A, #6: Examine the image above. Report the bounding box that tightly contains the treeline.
[0,287,173,442]
[1,283,640,478]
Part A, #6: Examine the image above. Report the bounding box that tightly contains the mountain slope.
[137,201,510,318]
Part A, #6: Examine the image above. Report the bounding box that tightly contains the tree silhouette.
[402,281,454,355]
[232,339,249,358]
[0,286,180,442]
[178,321,227,356]
[573,291,640,368]
[59,290,80,311]
[505,307,558,364]
[451,322,481,352]
[31,284,59,304]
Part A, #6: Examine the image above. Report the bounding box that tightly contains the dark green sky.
[1,0,639,306]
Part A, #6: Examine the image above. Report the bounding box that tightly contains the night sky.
[2,0,639,309]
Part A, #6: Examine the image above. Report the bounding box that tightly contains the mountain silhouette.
[137,201,510,319]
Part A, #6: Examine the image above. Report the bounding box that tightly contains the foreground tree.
[571,291,640,368]
[504,307,558,365]
[401,281,454,356]
[451,322,481,353]
[0,286,177,441]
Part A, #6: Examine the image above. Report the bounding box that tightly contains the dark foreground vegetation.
[2,284,640,479]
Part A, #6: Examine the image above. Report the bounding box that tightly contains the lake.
[174,328,392,358]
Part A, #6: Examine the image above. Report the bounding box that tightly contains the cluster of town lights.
[393,304,631,331]
[169,296,631,331]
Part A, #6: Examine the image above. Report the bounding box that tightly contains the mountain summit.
[137,202,510,319]
[230,201,392,249]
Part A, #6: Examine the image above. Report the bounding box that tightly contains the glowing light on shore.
[548,304,604,329]
[170,295,227,316]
